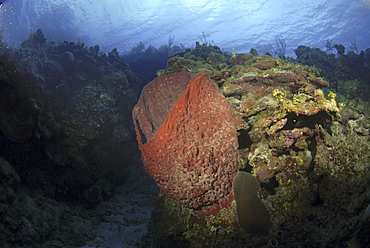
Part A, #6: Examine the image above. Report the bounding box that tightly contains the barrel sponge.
[233,171,272,235]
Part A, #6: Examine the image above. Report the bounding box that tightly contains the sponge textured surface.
[133,73,241,217]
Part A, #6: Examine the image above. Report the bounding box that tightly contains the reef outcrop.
[0,30,142,246]
[141,44,370,248]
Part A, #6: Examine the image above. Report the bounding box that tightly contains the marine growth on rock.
[139,44,370,247]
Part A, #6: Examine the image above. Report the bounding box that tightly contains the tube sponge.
[232,171,272,235]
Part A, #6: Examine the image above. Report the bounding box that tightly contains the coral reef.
[0,29,142,246]
[293,45,370,100]
[1,29,369,246]
[141,43,370,247]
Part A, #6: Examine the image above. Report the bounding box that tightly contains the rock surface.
[81,165,158,248]
[140,46,370,247]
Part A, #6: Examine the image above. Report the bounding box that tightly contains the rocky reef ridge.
[0,29,143,246]
[139,43,370,247]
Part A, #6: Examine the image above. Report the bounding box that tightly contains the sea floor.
[81,165,159,248]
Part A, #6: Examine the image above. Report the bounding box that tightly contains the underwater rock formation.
[0,30,143,246]
[143,44,370,247]
[294,45,370,100]
[133,73,241,217]
[216,56,339,185]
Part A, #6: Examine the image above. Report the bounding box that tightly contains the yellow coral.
[328,91,337,99]
[293,93,310,103]
[272,89,285,101]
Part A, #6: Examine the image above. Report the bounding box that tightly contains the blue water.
[1,0,369,56]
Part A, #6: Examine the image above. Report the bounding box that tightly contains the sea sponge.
[133,73,241,217]
[232,171,272,235]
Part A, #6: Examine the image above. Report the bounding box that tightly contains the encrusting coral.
[0,29,143,246]
[139,43,370,247]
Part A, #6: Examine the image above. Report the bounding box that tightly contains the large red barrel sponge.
[133,73,241,217]
[132,73,193,145]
